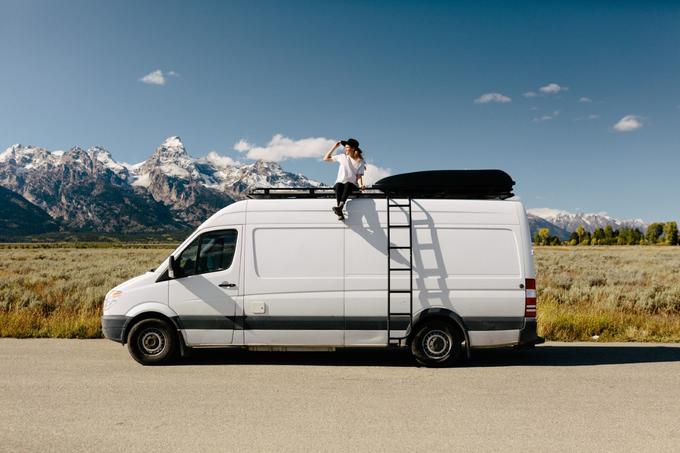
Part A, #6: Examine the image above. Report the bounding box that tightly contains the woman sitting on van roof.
[324,138,366,220]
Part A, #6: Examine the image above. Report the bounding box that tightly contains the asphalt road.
[1,340,679,452]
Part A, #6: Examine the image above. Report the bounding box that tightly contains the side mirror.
[168,255,176,279]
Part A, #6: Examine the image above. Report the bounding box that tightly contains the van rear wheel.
[127,318,177,366]
[411,320,464,367]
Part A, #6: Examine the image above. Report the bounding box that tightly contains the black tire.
[127,318,177,366]
[411,319,464,367]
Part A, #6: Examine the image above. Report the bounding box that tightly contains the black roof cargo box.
[247,169,515,200]
[373,170,515,199]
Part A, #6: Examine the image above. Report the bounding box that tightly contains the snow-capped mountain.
[0,136,323,232]
[527,208,647,233]
[526,214,571,240]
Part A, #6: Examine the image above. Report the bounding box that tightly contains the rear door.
[169,227,242,346]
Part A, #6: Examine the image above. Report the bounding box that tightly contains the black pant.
[334,182,357,206]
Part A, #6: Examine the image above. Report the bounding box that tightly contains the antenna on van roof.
[247,170,515,200]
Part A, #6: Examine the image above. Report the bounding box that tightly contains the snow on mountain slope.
[527,208,647,233]
[0,136,324,230]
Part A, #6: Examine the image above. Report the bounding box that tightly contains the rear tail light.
[525,278,536,317]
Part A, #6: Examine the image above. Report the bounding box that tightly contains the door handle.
[218,282,236,288]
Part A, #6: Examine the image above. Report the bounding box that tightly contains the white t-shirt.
[332,153,366,185]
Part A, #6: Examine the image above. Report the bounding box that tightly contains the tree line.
[533,222,679,246]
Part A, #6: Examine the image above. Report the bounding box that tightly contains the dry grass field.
[0,246,172,338]
[536,246,680,342]
[1,245,679,341]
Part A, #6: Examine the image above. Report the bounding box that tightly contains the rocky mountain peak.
[136,136,198,182]
[155,136,189,160]
[0,144,52,166]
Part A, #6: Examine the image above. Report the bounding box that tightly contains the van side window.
[176,238,200,277]
[197,230,238,274]
[175,229,238,278]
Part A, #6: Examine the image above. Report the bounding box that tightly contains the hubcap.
[422,330,452,360]
[139,329,165,356]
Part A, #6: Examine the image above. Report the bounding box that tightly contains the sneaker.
[332,206,341,216]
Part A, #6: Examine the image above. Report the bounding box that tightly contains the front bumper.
[517,318,545,347]
[101,315,128,343]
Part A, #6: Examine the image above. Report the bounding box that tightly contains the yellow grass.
[535,246,680,342]
[0,247,172,338]
[1,245,679,341]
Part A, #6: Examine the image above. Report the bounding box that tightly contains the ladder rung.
[388,246,411,249]
[388,225,411,228]
[389,312,412,316]
[389,267,411,271]
[388,290,411,293]
[388,203,410,208]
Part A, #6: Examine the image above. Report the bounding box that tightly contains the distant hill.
[0,185,59,236]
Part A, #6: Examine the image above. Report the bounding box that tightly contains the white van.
[102,170,542,366]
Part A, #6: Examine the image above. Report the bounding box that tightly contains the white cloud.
[234,134,336,162]
[529,106,540,111]
[140,70,165,86]
[204,151,240,168]
[363,164,391,186]
[532,110,560,122]
[613,115,643,132]
[579,97,592,103]
[233,139,253,153]
[588,114,600,120]
[167,70,180,77]
[539,83,568,94]
[523,91,538,98]
[474,92,512,104]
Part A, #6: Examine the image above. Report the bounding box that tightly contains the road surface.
[1,339,679,452]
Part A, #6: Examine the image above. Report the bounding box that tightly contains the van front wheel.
[411,320,464,367]
[127,318,177,365]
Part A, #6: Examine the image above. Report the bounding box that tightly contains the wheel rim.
[422,329,452,360]
[139,328,165,356]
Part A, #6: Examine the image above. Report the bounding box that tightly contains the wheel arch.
[122,304,187,356]
[409,307,471,358]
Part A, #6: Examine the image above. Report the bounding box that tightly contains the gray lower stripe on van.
[177,316,409,331]
[178,316,238,330]
[463,317,524,330]
[176,315,518,331]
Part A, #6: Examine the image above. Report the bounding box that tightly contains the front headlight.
[104,290,123,311]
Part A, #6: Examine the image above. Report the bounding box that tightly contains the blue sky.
[1,0,678,221]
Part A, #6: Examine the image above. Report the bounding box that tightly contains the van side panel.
[240,198,527,348]
[243,205,345,346]
[343,198,525,347]
[345,199,391,344]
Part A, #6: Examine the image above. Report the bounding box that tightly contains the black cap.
[340,138,361,152]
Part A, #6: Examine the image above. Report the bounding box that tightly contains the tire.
[411,319,464,367]
[127,318,177,366]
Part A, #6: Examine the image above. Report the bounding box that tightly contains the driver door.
[169,227,242,346]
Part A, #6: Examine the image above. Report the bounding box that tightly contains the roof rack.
[246,170,515,200]
[247,187,386,199]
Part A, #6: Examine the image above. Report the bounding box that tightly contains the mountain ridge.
[0,137,653,238]
[0,136,322,233]
[527,208,648,234]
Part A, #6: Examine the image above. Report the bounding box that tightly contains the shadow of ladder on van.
[386,196,414,346]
